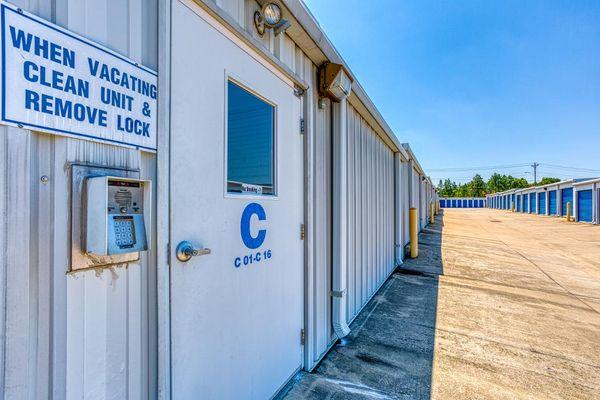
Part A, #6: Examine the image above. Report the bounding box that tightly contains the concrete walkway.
[279,209,600,399]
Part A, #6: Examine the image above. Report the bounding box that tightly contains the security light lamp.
[263,3,282,27]
[254,3,291,37]
[318,63,353,102]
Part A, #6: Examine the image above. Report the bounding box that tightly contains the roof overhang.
[401,143,426,175]
[195,0,414,162]
[268,0,409,158]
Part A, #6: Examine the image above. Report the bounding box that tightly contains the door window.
[227,80,275,195]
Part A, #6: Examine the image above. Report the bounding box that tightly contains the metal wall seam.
[2,126,31,400]
[0,125,6,400]
[354,105,362,314]
[346,106,355,320]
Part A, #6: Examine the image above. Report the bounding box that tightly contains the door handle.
[176,241,211,262]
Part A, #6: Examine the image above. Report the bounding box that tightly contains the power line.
[431,161,600,186]
[429,162,600,174]
[428,163,529,172]
[432,172,532,180]
[537,168,591,175]
[540,163,600,173]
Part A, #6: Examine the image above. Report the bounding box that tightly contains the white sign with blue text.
[0,2,157,151]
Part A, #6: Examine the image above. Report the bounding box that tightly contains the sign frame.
[0,1,158,152]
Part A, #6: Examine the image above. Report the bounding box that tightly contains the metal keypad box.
[85,176,151,256]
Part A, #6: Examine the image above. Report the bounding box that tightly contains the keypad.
[114,218,136,247]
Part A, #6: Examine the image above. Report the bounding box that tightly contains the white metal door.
[169,2,304,398]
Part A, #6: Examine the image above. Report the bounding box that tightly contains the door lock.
[176,241,211,262]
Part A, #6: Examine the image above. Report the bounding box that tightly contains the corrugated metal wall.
[412,168,420,217]
[420,179,427,228]
[0,1,158,399]
[1,0,427,387]
[306,93,335,366]
[402,162,410,245]
[345,104,395,323]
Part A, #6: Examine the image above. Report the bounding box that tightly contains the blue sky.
[303,0,600,184]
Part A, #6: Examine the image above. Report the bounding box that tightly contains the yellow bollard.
[409,207,418,258]
[436,200,440,215]
[566,201,572,222]
[429,203,435,224]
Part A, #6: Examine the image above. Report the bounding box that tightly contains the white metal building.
[573,178,599,223]
[487,178,599,225]
[0,0,436,399]
[440,197,486,208]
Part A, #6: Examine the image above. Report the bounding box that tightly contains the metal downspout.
[332,97,350,338]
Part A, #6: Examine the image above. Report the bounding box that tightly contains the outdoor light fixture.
[263,3,282,26]
[273,19,292,36]
[254,3,291,36]
[318,62,353,102]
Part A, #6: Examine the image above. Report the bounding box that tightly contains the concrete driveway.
[279,209,600,399]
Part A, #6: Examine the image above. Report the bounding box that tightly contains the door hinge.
[166,242,171,265]
[300,223,305,240]
[300,118,305,134]
[300,328,305,345]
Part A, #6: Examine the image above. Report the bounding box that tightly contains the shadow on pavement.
[278,212,445,399]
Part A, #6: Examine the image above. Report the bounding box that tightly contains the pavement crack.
[434,326,600,370]
[497,239,600,315]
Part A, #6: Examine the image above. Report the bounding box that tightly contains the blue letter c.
[240,203,267,249]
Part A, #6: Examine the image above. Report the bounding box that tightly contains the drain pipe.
[332,95,351,338]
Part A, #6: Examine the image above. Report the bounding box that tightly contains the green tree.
[486,174,530,193]
[538,177,561,186]
[468,174,487,197]
[487,173,507,193]
[439,179,458,197]
[456,183,469,197]
[439,172,557,197]
[512,178,529,189]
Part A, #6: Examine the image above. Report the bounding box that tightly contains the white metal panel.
[345,104,395,323]
[596,187,599,224]
[347,102,357,322]
[310,95,333,366]
[0,126,5,399]
[402,161,410,246]
[217,0,245,24]
[0,0,158,399]
[420,178,426,228]
[1,126,31,399]
[412,167,419,212]
[287,43,336,370]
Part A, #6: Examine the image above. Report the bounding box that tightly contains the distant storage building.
[440,197,486,208]
[574,179,599,223]
[487,178,599,224]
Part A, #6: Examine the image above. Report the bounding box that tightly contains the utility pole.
[531,162,539,184]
